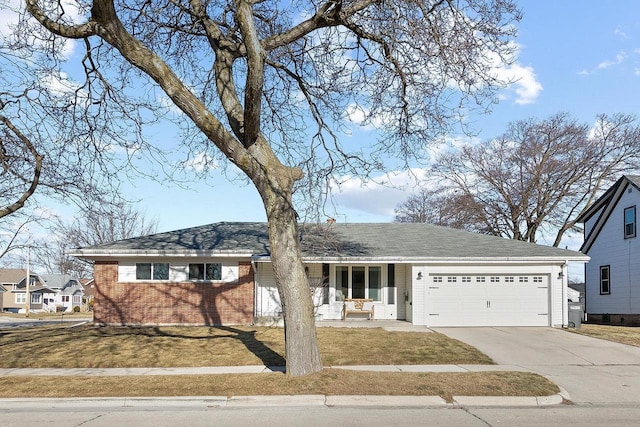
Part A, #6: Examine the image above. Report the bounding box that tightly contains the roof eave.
[69,250,258,259]
[252,255,590,263]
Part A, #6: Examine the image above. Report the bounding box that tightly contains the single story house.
[70,222,588,327]
[577,175,640,325]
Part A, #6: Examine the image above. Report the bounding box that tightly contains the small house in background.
[0,269,57,313]
[578,175,640,325]
[40,274,86,312]
[70,222,587,328]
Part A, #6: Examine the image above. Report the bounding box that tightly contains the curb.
[0,394,565,409]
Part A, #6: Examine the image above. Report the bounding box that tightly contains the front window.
[136,263,169,280]
[624,206,636,238]
[31,293,41,304]
[188,263,222,281]
[334,265,383,302]
[600,265,611,295]
[15,293,26,304]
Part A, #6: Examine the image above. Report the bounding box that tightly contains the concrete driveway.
[434,327,640,405]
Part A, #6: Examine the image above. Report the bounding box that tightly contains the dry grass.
[0,370,558,401]
[0,324,492,368]
[569,324,640,347]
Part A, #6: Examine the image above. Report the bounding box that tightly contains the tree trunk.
[264,193,323,376]
[251,161,322,376]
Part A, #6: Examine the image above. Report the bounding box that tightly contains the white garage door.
[425,275,549,327]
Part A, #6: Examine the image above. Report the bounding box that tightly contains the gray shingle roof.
[71,222,587,261]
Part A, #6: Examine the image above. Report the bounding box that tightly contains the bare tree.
[422,112,640,245]
[394,188,484,232]
[34,202,158,277]
[25,0,520,376]
[0,4,141,258]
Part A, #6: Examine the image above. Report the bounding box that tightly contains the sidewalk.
[0,364,566,408]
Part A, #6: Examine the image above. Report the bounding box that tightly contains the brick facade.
[93,261,254,325]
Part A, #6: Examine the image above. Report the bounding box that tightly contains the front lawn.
[0,324,493,368]
[0,324,563,399]
[569,324,640,347]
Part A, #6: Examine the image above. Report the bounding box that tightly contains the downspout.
[251,258,258,323]
[561,262,568,327]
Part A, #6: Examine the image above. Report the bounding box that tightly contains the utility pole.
[25,245,30,318]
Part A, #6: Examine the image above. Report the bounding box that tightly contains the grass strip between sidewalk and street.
[0,370,558,401]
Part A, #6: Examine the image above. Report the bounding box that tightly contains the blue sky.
[126,1,640,239]
[4,1,640,257]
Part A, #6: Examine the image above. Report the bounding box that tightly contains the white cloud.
[598,51,627,69]
[182,151,218,173]
[482,43,543,105]
[614,27,629,40]
[331,169,428,218]
[0,0,79,60]
[579,51,627,75]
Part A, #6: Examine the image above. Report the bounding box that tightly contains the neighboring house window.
[31,293,41,304]
[15,293,26,304]
[136,263,170,280]
[62,296,70,302]
[624,206,636,238]
[188,263,222,281]
[600,265,611,295]
[73,295,82,304]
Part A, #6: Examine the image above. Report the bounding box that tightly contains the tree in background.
[397,112,640,246]
[34,202,158,277]
[0,4,138,259]
[26,0,520,376]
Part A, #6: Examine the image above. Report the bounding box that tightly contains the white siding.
[585,185,640,314]
[118,258,240,283]
[411,263,565,327]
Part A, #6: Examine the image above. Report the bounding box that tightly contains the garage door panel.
[426,276,549,327]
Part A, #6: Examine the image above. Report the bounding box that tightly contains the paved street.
[434,327,640,405]
[2,402,640,427]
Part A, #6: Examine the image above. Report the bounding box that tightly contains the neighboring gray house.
[578,175,640,325]
[70,222,588,327]
[41,275,85,312]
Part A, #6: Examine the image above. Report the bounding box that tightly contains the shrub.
[73,306,80,313]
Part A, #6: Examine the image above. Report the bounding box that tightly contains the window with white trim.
[15,293,26,304]
[31,293,41,304]
[136,263,170,280]
[73,295,82,304]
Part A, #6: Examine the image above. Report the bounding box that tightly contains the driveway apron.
[433,327,640,405]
